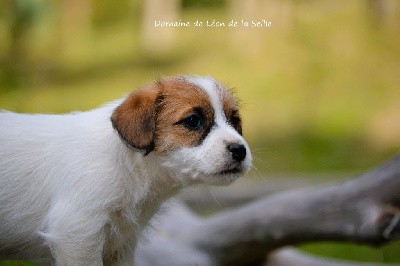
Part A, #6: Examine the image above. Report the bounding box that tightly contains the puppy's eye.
[182,114,203,130]
[230,113,242,135]
[231,115,241,127]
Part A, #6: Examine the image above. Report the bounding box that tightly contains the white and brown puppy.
[0,76,252,265]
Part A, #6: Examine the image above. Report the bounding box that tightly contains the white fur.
[0,76,251,265]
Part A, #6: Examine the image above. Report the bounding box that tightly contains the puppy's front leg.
[105,251,135,266]
[42,202,108,265]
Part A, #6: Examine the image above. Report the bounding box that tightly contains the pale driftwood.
[135,156,400,266]
[180,175,341,212]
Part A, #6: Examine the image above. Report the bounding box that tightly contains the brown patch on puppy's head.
[154,77,214,154]
[111,76,216,155]
[219,85,242,135]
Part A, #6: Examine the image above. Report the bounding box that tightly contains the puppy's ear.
[111,83,162,155]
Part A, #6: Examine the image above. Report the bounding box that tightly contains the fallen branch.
[135,156,400,265]
[180,176,332,212]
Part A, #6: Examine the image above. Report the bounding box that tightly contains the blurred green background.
[0,0,399,264]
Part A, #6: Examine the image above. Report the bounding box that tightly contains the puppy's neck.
[119,149,183,223]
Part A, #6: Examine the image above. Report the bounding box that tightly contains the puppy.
[0,75,252,265]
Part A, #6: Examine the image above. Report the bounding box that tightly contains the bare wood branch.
[180,176,333,211]
[136,156,400,266]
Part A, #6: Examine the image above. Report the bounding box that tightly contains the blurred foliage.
[92,0,132,26]
[300,241,400,264]
[0,0,400,264]
[182,0,226,9]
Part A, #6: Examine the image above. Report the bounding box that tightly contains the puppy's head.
[111,76,252,185]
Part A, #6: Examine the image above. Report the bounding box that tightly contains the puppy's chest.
[103,209,138,259]
[104,196,160,258]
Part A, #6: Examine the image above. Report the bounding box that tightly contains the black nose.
[227,143,246,163]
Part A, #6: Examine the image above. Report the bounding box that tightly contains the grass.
[0,262,35,266]
[0,0,399,264]
[299,241,400,264]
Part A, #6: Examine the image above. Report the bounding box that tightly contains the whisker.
[208,188,221,207]
[251,147,271,151]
